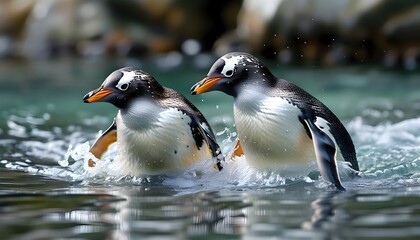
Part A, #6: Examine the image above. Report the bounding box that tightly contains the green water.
[1,57,420,239]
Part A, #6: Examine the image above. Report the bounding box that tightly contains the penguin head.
[83,67,164,109]
[191,52,275,97]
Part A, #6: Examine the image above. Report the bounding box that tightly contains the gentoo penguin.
[83,67,223,175]
[191,52,359,190]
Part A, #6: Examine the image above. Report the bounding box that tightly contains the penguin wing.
[160,88,223,170]
[274,79,359,171]
[188,112,224,171]
[302,117,345,191]
[88,119,117,167]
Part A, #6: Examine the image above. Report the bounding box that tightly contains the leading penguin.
[191,52,359,190]
[83,67,223,175]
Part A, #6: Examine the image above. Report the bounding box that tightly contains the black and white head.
[191,52,275,97]
[83,67,164,109]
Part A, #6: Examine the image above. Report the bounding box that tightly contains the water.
[1,57,420,239]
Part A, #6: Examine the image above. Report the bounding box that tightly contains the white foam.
[348,116,420,147]
[4,112,420,191]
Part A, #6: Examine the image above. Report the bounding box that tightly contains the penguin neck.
[234,84,269,114]
[234,70,276,99]
[119,98,161,130]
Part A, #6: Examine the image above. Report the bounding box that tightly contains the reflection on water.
[1,59,420,239]
[302,192,336,231]
[2,177,420,239]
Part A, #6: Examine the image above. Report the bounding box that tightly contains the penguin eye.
[225,69,234,77]
[220,61,235,77]
[119,83,129,91]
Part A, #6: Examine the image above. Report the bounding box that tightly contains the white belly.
[234,96,315,170]
[116,108,212,175]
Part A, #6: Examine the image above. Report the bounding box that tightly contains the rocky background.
[0,0,418,69]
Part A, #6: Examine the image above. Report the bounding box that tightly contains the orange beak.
[190,77,222,95]
[83,89,113,103]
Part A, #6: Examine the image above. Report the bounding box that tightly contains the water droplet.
[43,113,50,121]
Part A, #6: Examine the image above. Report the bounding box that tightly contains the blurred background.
[0,0,419,69]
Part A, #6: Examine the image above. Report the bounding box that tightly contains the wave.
[2,113,420,191]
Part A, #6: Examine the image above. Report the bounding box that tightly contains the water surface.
[1,58,420,239]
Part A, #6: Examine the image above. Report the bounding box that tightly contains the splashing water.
[2,108,420,191]
[348,117,420,182]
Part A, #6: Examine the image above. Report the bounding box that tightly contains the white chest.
[116,104,211,175]
[234,95,315,169]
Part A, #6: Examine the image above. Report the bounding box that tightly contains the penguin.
[83,67,223,175]
[191,52,359,191]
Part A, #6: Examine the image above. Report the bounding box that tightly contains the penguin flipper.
[303,118,345,191]
[228,138,244,160]
[188,114,224,171]
[88,119,117,167]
